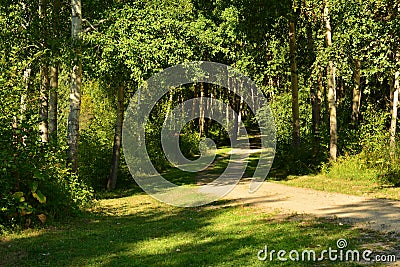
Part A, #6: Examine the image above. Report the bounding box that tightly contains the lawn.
[1,149,399,266]
[275,156,400,201]
[0,193,397,266]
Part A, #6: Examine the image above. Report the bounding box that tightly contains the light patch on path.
[224,181,400,233]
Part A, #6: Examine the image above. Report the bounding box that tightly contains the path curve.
[224,181,400,233]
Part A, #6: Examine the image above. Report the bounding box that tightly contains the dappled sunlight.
[2,193,394,266]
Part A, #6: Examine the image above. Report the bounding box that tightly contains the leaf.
[12,192,25,202]
[32,190,46,204]
[31,181,38,193]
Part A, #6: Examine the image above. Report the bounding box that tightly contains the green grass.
[1,194,396,266]
[277,156,400,200]
[2,150,399,266]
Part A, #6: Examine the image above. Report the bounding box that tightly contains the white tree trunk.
[351,59,362,124]
[67,0,82,172]
[39,65,49,143]
[324,3,337,161]
[49,66,58,141]
[390,58,399,156]
[289,20,300,148]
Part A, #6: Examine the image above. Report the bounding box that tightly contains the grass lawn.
[277,175,400,201]
[1,149,399,266]
[0,193,398,266]
[274,156,400,201]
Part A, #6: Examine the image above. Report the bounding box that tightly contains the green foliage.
[179,130,201,159]
[1,0,400,233]
[0,138,93,229]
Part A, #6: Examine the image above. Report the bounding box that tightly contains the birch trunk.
[389,54,399,156]
[49,0,60,142]
[67,0,82,172]
[289,20,300,148]
[324,3,337,161]
[39,65,49,143]
[199,82,205,136]
[49,66,58,141]
[351,59,362,124]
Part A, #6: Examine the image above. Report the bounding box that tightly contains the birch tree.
[324,1,337,161]
[289,19,300,148]
[39,0,49,143]
[67,0,82,172]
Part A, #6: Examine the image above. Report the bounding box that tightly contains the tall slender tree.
[289,19,300,148]
[324,1,337,161]
[49,0,60,141]
[67,0,82,172]
[351,59,362,124]
[389,52,399,156]
[107,84,124,191]
[49,66,58,140]
[39,0,49,143]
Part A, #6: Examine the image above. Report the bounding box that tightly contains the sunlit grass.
[1,194,393,266]
[278,156,400,200]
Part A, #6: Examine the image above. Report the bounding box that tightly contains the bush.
[0,125,93,231]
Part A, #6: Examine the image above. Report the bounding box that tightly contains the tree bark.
[38,0,49,144]
[306,19,322,151]
[39,65,49,143]
[312,68,323,142]
[324,3,337,161]
[289,20,300,148]
[351,59,362,124]
[49,0,60,142]
[49,66,58,141]
[199,82,205,137]
[389,54,399,156]
[67,0,82,172]
[107,84,124,191]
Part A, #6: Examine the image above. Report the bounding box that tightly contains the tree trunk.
[39,0,49,144]
[49,0,60,142]
[67,0,82,172]
[39,65,49,143]
[324,3,337,161]
[107,85,124,191]
[306,19,322,152]
[232,80,239,142]
[312,68,323,144]
[389,55,399,156]
[289,20,300,148]
[351,59,362,124]
[49,66,58,141]
[199,82,205,137]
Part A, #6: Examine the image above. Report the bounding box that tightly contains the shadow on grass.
[0,195,391,267]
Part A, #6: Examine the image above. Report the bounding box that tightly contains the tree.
[49,0,61,142]
[39,0,49,143]
[67,0,82,172]
[351,59,361,124]
[107,84,124,191]
[289,18,300,148]
[324,1,337,161]
[389,52,399,156]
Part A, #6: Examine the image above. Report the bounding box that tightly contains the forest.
[0,0,399,265]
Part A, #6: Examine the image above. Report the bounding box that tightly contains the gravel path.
[196,148,400,234]
[224,181,400,233]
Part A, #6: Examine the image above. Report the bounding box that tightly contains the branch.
[82,19,107,33]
